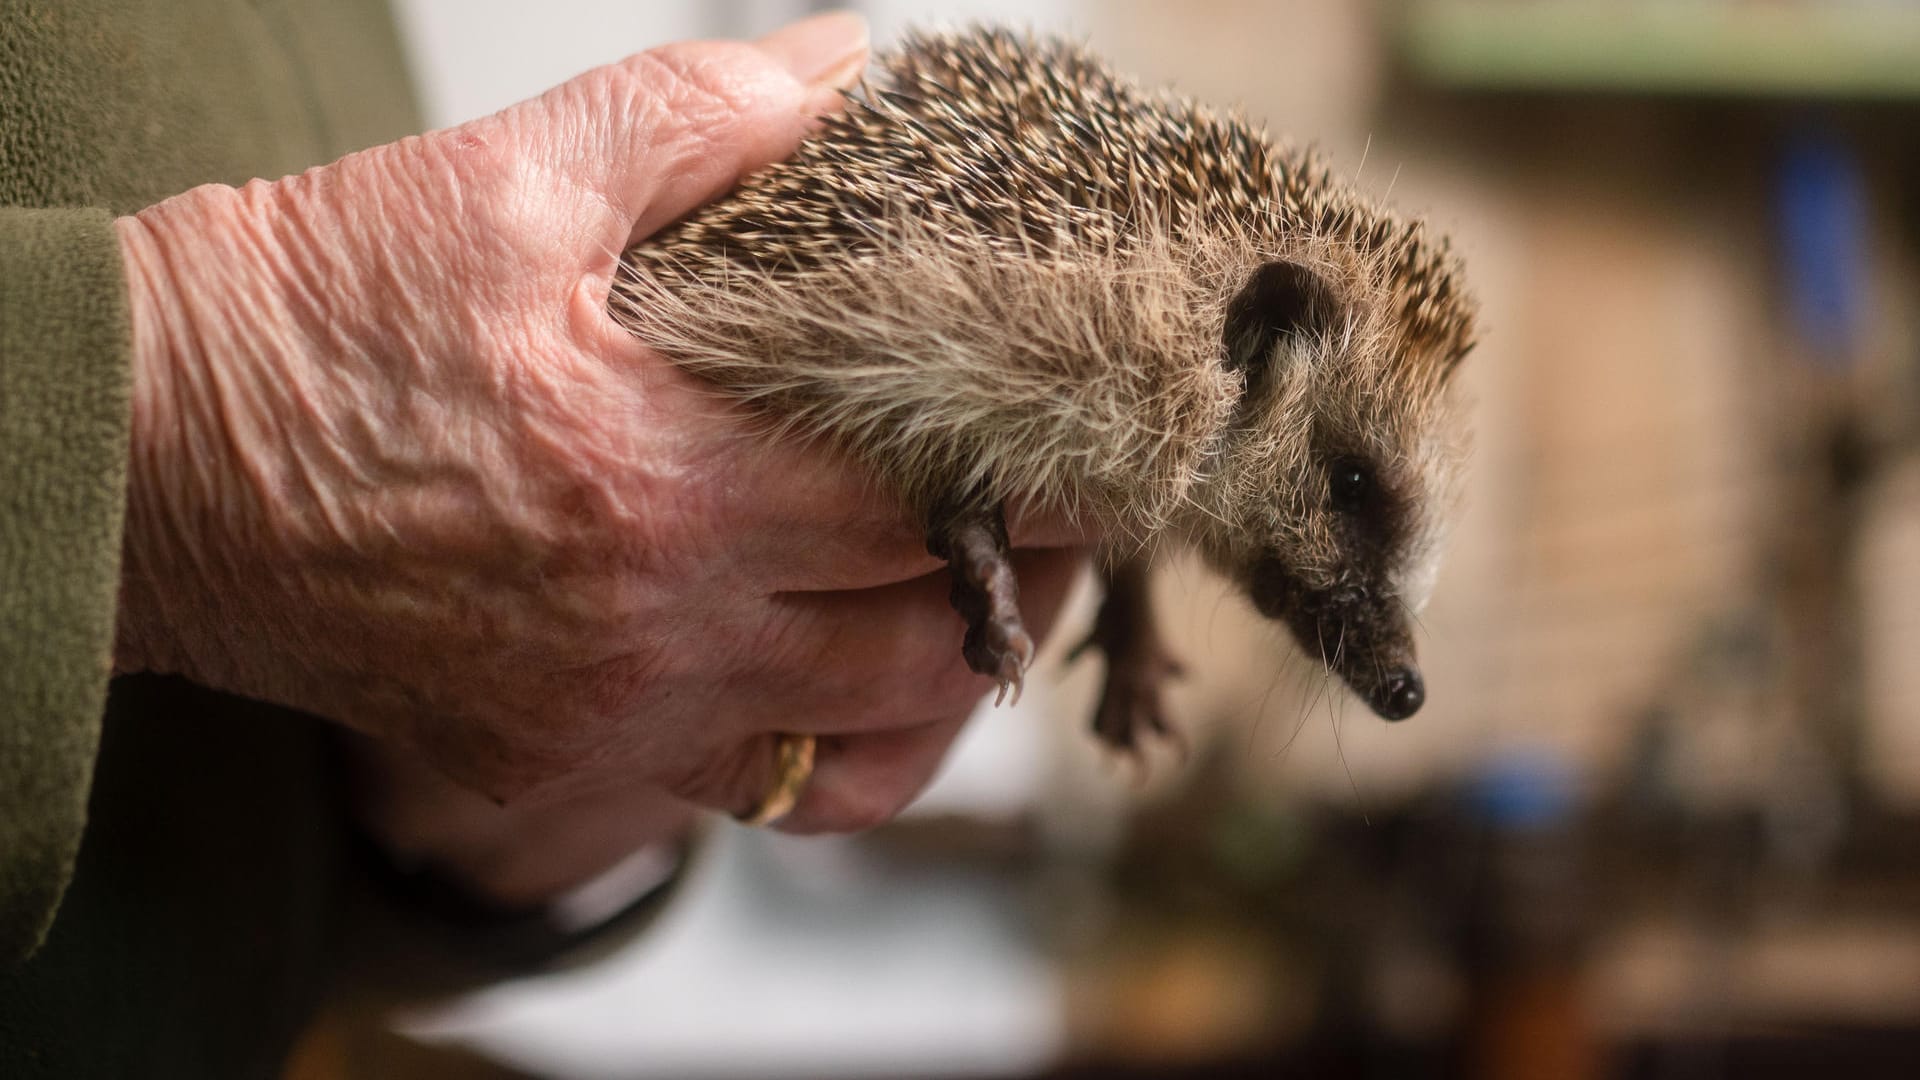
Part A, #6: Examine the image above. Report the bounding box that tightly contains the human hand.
[111,14,1090,850]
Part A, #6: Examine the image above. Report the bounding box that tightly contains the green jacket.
[1,1,421,1072]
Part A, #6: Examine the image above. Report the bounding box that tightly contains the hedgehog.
[611,27,1476,754]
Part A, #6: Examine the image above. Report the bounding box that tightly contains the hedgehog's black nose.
[1372,666,1424,721]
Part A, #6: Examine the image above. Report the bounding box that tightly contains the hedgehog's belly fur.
[618,237,1242,539]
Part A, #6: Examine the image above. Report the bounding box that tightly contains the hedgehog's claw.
[988,629,1033,707]
[930,502,1033,706]
[1073,556,1185,764]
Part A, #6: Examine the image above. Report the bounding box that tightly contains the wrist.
[109,179,327,683]
[113,200,210,677]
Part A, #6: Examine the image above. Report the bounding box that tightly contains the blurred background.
[318,1,1920,1076]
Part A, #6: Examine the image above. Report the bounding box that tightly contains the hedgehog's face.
[1194,255,1468,721]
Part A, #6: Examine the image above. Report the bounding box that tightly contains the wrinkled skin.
[111,17,1087,905]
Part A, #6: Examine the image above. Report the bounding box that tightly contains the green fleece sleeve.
[0,207,131,966]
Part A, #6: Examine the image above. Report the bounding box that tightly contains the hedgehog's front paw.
[964,605,1034,706]
[931,504,1033,706]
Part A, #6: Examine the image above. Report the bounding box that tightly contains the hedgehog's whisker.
[1397,595,1431,640]
[1274,646,1322,763]
[1329,689,1368,825]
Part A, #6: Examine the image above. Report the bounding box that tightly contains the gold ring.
[736,733,817,827]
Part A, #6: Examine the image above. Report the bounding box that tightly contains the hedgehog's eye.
[1223,260,1341,411]
[1329,458,1373,513]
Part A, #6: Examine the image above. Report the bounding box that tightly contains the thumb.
[585,13,869,244]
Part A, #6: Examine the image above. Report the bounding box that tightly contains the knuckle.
[612,42,769,132]
[828,605,974,687]
[813,647,980,731]
[668,737,766,817]
[407,119,518,222]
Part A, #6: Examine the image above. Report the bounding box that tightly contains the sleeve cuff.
[0,207,133,966]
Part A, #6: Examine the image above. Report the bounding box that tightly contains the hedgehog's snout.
[1249,557,1424,721]
[1371,665,1424,721]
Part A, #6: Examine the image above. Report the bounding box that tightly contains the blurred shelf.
[1399,1,1920,100]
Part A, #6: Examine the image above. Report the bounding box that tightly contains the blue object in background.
[1775,127,1870,367]
[1465,749,1577,832]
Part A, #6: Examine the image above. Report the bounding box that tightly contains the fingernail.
[757,11,869,90]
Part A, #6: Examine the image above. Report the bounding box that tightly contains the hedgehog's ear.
[1223,260,1343,395]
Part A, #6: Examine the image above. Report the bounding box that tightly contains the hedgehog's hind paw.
[1071,556,1187,764]
[929,502,1034,706]
[1077,628,1187,763]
